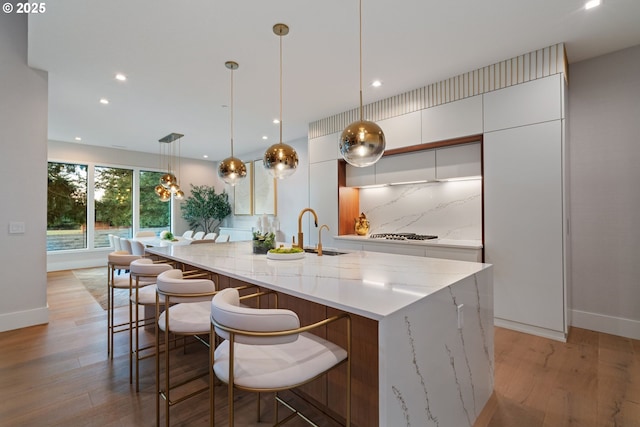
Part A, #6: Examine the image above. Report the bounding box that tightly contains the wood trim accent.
[338,160,360,236]
[383,134,483,156]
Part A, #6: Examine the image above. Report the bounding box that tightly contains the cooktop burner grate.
[369,233,438,240]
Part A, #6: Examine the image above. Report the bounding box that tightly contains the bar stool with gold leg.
[155,269,217,427]
[210,287,352,427]
[107,250,141,358]
[128,258,173,391]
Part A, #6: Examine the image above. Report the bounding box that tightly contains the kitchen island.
[147,241,493,427]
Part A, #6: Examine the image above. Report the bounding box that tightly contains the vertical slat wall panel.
[308,43,567,139]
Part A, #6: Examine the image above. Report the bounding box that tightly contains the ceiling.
[28,0,640,162]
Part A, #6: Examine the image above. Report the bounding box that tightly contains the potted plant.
[180,184,232,234]
[252,230,275,254]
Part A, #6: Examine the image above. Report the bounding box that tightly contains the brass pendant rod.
[359,0,363,122]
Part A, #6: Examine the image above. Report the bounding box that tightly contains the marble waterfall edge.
[378,268,494,426]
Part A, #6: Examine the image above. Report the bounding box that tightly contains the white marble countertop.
[147,241,490,320]
[334,234,483,249]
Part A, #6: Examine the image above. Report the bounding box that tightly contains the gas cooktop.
[369,232,438,241]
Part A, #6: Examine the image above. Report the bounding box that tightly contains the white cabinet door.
[421,95,483,144]
[346,163,376,187]
[484,120,565,334]
[435,142,481,180]
[309,132,340,164]
[308,160,338,248]
[377,111,422,150]
[375,150,435,185]
[483,74,563,132]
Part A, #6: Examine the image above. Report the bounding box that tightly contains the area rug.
[73,267,129,310]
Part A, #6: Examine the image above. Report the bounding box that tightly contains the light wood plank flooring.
[0,270,638,426]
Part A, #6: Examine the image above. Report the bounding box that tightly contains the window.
[139,170,171,234]
[94,166,133,248]
[47,162,88,251]
[47,163,172,252]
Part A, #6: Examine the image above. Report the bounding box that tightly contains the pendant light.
[156,133,184,202]
[218,61,247,186]
[263,23,299,180]
[339,0,385,167]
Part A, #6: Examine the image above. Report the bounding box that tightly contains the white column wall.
[0,13,49,332]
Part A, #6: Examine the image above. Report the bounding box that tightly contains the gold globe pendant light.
[263,23,299,180]
[218,61,247,186]
[339,0,385,167]
[157,133,184,202]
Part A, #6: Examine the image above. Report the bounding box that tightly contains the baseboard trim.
[570,309,640,341]
[0,306,49,333]
[494,318,567,342]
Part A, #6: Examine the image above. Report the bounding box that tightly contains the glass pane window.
[94,166,133,248]
[139,170,171,236]
[47,162,88,251]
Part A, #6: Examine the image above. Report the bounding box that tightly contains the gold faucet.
[317,224,329,256]
[297,208,318,249]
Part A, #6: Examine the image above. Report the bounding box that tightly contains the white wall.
[47,140,220,271]
[226,137,309,243]
[0,13,49,332]
[568,44,640,339]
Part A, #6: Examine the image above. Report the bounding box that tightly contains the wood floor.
[0,270,638,426]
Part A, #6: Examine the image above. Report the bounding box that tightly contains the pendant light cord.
[279,27,283,145]
[359,0,363,122]
[230,66,234,158]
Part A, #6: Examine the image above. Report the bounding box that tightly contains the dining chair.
[203,232,217,241]
[210,287,352,426]
[192,231,205,240]
[215,234,230,243]
[182,230,194,239]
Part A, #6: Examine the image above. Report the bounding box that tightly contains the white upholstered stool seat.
[214,332,347,389]
[158,300,211,334]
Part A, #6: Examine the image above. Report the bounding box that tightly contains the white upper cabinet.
[435,142,481,180]
[308,160,338,247]
[309,131,340,164]
[483,74,563,132]
[421,95,483,144]
[376,111,422,150]
[375,150,435,185]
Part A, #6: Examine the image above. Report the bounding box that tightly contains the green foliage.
[139,171,170,228]
[252,231,275,248]
[180,184,232,233]
[47,162,87,229]
[94,166,133,227]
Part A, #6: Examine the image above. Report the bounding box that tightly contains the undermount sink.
[303,248,347,256]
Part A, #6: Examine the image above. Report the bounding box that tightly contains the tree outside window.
[47,162,88,251]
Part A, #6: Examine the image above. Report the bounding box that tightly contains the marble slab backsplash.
[359,179,482,240]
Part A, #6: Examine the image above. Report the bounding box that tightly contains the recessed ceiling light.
[203,154,209,158]
[99,98,109,104]
[585,0,600,10]
[371,80,382,88]
[262,136,268,140]
[74,137,82,141]
[273,119,280,124]
[115,73,127,81]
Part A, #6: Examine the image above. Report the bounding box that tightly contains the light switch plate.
[9,221,25,234]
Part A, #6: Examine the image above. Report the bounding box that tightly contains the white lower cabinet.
[484,120,567,339]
